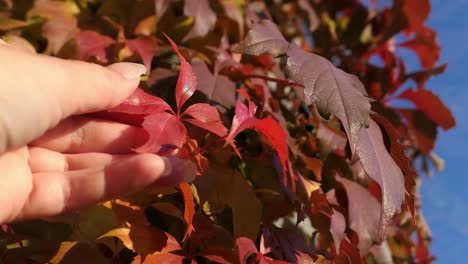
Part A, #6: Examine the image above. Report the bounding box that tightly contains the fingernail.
[107,62,147,80]
[161,156,197,184]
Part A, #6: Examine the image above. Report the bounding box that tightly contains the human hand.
[0,40,195,223]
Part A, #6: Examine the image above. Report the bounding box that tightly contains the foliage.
[0,0,454,263]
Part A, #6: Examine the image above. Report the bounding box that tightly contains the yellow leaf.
[49,241,78,264]
[98,227,133,250]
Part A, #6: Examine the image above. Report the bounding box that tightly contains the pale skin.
[0,40,195,224]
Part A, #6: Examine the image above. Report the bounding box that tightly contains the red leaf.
[183,0,217,41]
[191,59,236,107]
[180,183,195,241]
[402,0,431,33]
[399,27,440,69]
[164,34,197,112]
[199,246,234,264]
[399,109,437,154]
[334,239,363,264]
[253,117,289,182]
[132,253,185,264]
[235,237,258,264]
[225,100,258,146]
[110,88,173,116]
[76,30,115,63]
[182,103,228,137]
[355,120,405,239]
[398,88,455,130]
[403,64,447,89]
[373,114,416,216]
[330,209,346,254]
[135,112,187,153]
[336,176,380,255]
[126,36,159,71]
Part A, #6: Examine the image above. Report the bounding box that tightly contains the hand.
[0,40,195,223]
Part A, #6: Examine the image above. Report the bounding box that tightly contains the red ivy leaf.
[355,120,405,240]
[126,36,159,72]
[180,183,195,241]
[191,59,236,108]
[237,19,289,57]
[100,36,226,153]
[132,253,185,264]
[110,88,173,116]
[399,109,438,154]
[226,90,289,184]
[399,27,440,69]
[330,209,346,254]
[373,114,416,216]
[402,0,431,33]
[164,34,197,112]
[76,30,115,63]
[135,112,187,153]
[183,0,217,41]
[398,88,456,130]
[235,237,258,264]
[253,117,289,183]
[182,103,228,137]
[336,176,380,255]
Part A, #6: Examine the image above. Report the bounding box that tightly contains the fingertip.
[107,62,147,80]
[132,154,196,187]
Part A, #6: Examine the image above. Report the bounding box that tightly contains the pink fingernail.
[107,62,147,80]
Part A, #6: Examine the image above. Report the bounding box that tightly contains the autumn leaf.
[100,35,227,153]
[27,0,80,54]
[330,209,346,254]
[401,0,431,33]
[286,43,372,155]
[226,90,290,184]
[355,119,405,239]
[373,114,416,215]
[236,20,374,155]
[398,88,455,130]
[126,36,159,71]
[76,30,115,63]
[260,226,313,263]
[180,183,196,241]
[236,19,289,57]
[191,58,236,108]
[183,0,217,41]
[400,27,440,69]
[399,109,438,154]
[336,176,380,255]
[132,252,185,264]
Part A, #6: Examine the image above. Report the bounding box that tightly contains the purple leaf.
[236,19,289,57]
[191,59,236,107]
[355,120,405,239]
[336,176,380,255]
[330,209,346,254]
[183,0,217,41]
[286,43,372,154]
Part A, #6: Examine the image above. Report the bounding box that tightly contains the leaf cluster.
[0,0,453,263]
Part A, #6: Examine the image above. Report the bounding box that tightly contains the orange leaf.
[180,183,196,240]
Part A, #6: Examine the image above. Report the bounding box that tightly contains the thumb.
[0,44,146,152]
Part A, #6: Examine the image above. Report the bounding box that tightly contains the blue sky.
[414,0,468,262]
